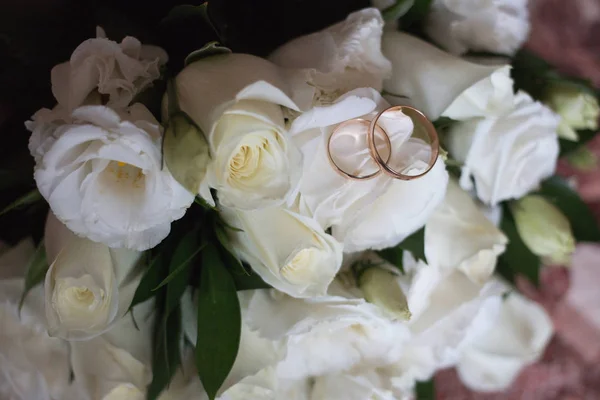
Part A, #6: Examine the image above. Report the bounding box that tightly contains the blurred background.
[435,2,600,398]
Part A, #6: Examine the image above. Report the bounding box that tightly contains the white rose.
[0,240,71,400]
[269,8,391,104]
[456,289,553,392]
[245,287,411,380]
[447,91,560,205]
[27,104,193,250]
[381,31,512,120]
[52,27,167,110]
[221,205,343,298]
[425,179,508,284]
[291,88,448,253]
[68,301,153,400]
[44,212,141,340]
[425,0,530,56]
[175,53,313,209]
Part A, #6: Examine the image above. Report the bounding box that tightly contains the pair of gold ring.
[326,106,440,181]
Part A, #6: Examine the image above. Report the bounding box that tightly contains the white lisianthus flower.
[245,287,411,380]
[425,179,508,284]
[175,53,313,210]
[68,301,153,400]
[291,88,448,253]
[311,371,397,400]
[394,252,504,369]
[0,240,71,400]
[447,91,560,205]
[221,205,343,298]
[27,104,194,250]
[425,0,530,56]
[381,31,512,120]
[52,27,167,110]
[44,212,142,340]
[456,290,553,392]
[269,8,391,104]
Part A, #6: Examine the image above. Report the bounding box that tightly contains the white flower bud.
[511,195,575,265]
[163,111,210,193]
[358,266,411,321]
[546,84,600,141]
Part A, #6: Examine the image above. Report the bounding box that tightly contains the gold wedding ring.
[327,119,391,180]
[368,106,439,181]
[326,106,440,181]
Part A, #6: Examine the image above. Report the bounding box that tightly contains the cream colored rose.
[0,241,71,400]
[176,53,313,210]
[44,212,141,340]
[221,205,343,297]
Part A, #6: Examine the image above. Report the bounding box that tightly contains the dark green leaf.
[185,41,232,66]
[399,0,433,29]
[382,0,414,21]
[165,229,200,316]
[377,247,405,274]
[415,379,435,400]
[537,176,600,242]
[18,240,47,311]
[499,208,540,286]
[230,267,271,291]
[128,254,165,311]
[559,130,597,157]
[147,307,182,400]
[214,222,243,267]
[153,244,204,291]
[0,188,42,217]
[196,244,241,400]
[400,227,427,262]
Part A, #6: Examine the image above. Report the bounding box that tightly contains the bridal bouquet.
[2,0,600,399]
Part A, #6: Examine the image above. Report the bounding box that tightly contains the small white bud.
[511,195,575,265]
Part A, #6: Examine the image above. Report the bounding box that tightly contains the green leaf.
[185,41,232,66]
[214,222,243,268]
[399,227,427,262]
[153,243,204,291]
[194,196,217,211]
[165,229,200,316]
[230,266,271,291]
[559,130,597,157]
[399,0,433,29]
[18,240,47,311]
[128,254,165,311]
[536,176,600,242]
[195,244,241,400]
[0,188,42,217]
[377,247,405,274]
[414,379,435,400]
[499,208,541,286]
[382,0,415,21]
[147,306,182,400]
